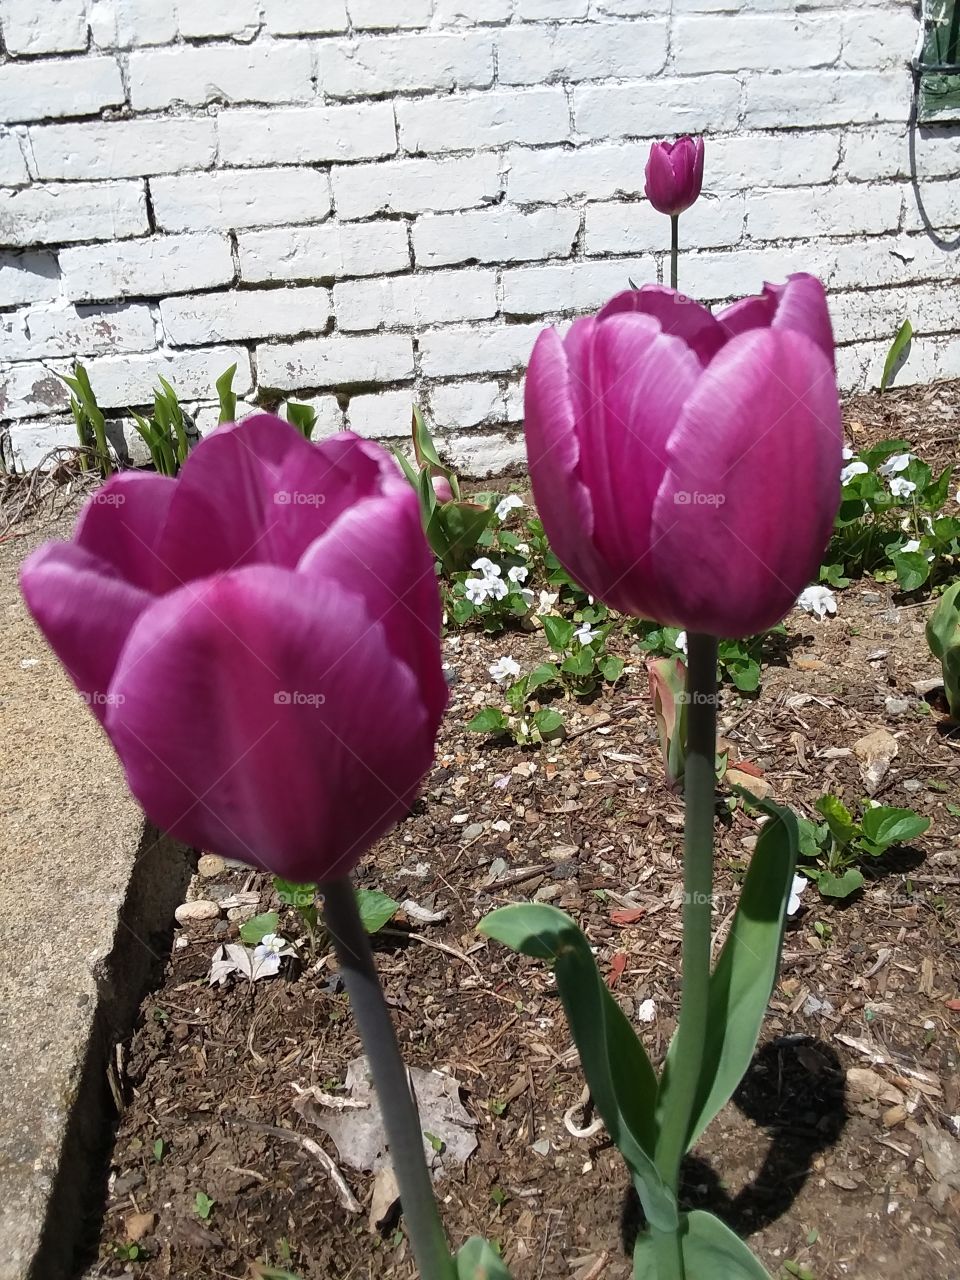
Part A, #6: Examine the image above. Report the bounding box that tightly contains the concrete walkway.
[0,507,191,1280]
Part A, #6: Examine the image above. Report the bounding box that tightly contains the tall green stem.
[670,214,679,291]
[654,632,718,1198]
[322,878,455,1280]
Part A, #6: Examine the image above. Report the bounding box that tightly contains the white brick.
[178,0,260,38]
[445,431,525,475]
[0,0,88,54]
[30,119,217,182]
[506,143,651,205]
[595,0,670,12]
[129,44,313,111]
[78,347,254,409]
[256,334,414,390]
[89,0,178,47]
[349,0,432,29]
[744,70,911,128]
[333,153,501,219]
[0,182,147,248]
[0,57,124,124]
[334,269,497,330]
[843,127,958,182]
[679,246,819,302]
[0,252,60,307]
[238,222,410,282]
[516,0,587,16]
[435,0,511,24]
[673,16,840,74]
[502,259,655,315]
[419,322,542,377]
[8,417,81,469]
[430,379,503,427]
[0,302,155,361]
[218,105,397,166]
[318,33,493,97]
[60,233,234,302]
[0,362,72,419]
[347,389,417,438]
[585,195,744,255]
[414,207,579,267]
[399,88,569,153]
[825,236,960,292]
[0,132,27,185]
[706,131,840,188]
[575,78,741,140]
[903,180,960,232]
[746,185,902,241]
[842,10,917,70]
[263,0,348,33]
[830,283,955,345]
[160,287,332,345]
[836,334,960,394]
[497,21,668,85]
[151,169,332,233]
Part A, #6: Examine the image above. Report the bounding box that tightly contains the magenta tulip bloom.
[524,274,842,638]
[20,416,448,881]
[644,136,705,217]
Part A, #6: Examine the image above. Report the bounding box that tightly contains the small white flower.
[889,476,916,499]
[840,461,868,485]
[464,577,490,605]
[955,487,960,504]
[507,565,528,585]
[841,445,855,461]
[573,623,597,645]
[786,874,808,917]
[471,556,501,579]
[487,575,508,601]
[495,494,524,521]
[878,452,912,477]
[796,585,837,619]
[675,630,688,655]
[519,588,535,608]
[901,539,921,554]
[258,932,292,956]
[489,655,522,683]
[515,542,531,554]
[537,590,559,615]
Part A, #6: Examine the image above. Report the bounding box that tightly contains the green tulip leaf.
[479,904,676,1232]
[456,1237,512,1280]
[355,889,399,935]
[658,797,799,1154]
[880,318,912,393]
[633,1213,771,1280]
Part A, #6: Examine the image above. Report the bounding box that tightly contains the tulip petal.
[297,480,448,725]
[652,328,842,636]
[107,566,438,881]
[717,274,835,366]
[644,143,679,215]
[19,541,154,721]
[597,287,726,365]
[158,417,386,583]
[74,470,176,592]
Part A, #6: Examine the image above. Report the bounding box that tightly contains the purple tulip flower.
[644,136,705,217]
[20,415,448,881]
[523,274,842,638]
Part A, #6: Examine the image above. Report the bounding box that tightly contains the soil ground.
[37,382,960,1280]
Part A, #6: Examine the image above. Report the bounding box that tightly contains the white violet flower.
[471,556,501,579]
[495,494,524,521]
[489,656,522,683]
[675,630,688,655]
[878,452,912,477]
[786,874,808,917]
[537,590,559,615]
[515,542,531,555]
[464,577,491,605]
[901,539,921,554]
[889,476,916,499]
[574,623,597,645]
[519,588,535,609]
[840,461,868,485]
[841,445,855,461]
[796,585,837,619]
[508,565,529,585]
[487,576,508,601]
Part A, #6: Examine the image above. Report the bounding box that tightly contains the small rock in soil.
[197,853,225,877]
[175,899,220,924]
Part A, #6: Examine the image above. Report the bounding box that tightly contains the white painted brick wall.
[2,0,959,477]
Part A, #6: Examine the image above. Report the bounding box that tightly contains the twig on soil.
[225,1115,362,1215]
[563,1085,604,1139]
[379,927,484,980]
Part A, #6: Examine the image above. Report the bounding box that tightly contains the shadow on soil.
[620,1035,847,1251]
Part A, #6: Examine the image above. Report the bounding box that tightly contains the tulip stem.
[322,878,455,1280]
[654,632,718,1207]
[670,215,679,291]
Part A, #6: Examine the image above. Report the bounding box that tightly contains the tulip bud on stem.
[670,215,679,291]
[653,633,718,1276]
[322,878,456,1280]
